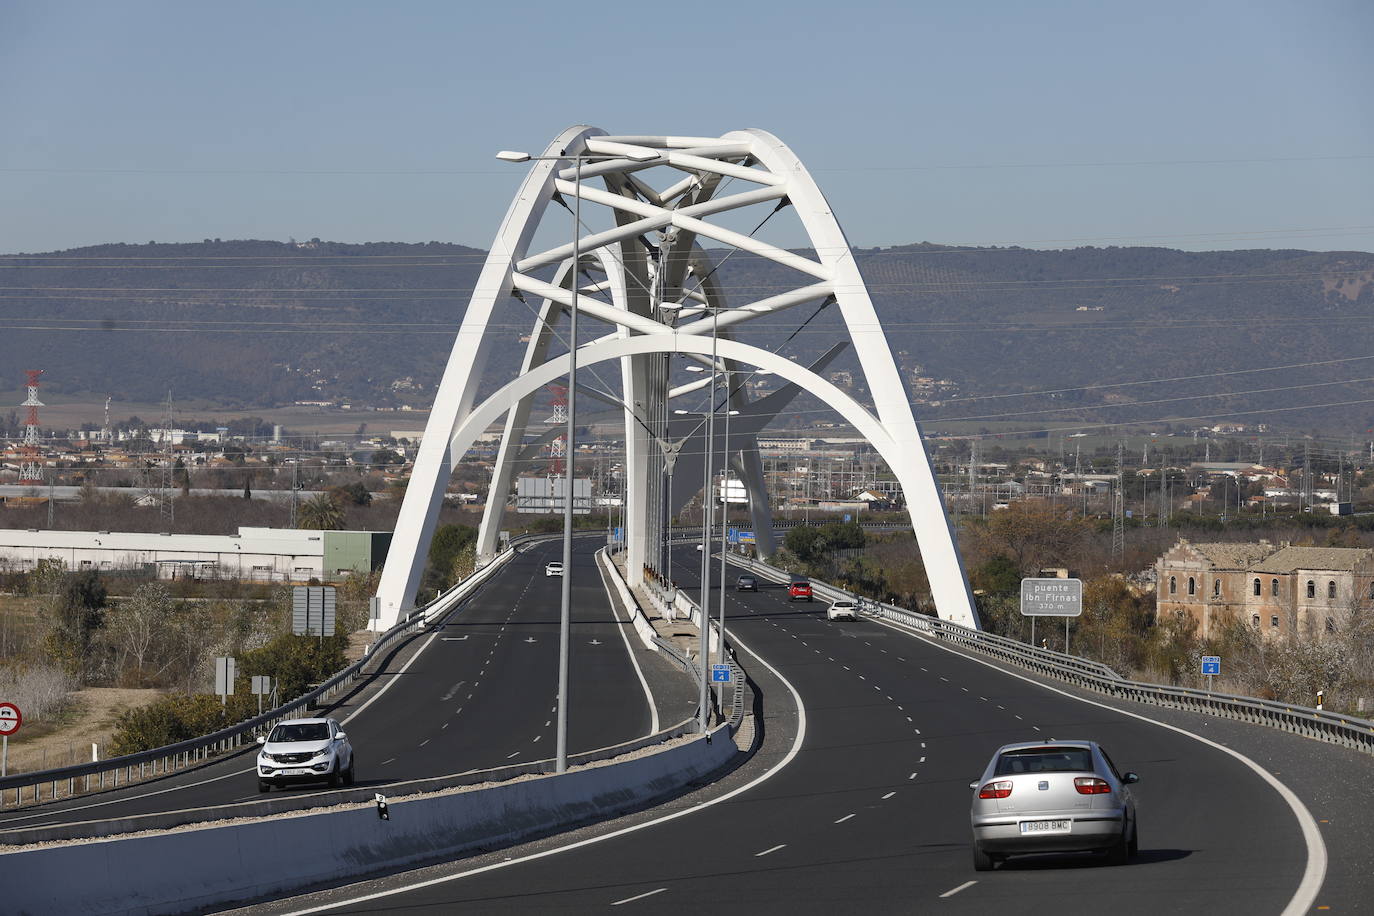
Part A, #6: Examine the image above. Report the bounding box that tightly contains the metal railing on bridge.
[731,554,1374,757]
[0,532,559,810]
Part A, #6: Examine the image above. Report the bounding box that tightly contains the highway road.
[0,537,664,837]
[262,545,1331,915]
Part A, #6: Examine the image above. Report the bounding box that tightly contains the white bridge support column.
[373,127,980,631]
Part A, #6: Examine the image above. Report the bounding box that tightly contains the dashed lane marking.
[940,881,977,899]
[755,844,787,857]
[612,888,668,906]
[882,792,896,800]
[834,813,855,824]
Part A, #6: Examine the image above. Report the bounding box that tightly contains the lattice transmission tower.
[18,370,44,483]
[545,384,568,477]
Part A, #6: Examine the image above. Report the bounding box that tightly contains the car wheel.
[257,779,271,793]
[972,844,994,872]
[1106,828,1130,865]
[345,759,356,786]
[1127,821,1139,857]
[327,763,341,789]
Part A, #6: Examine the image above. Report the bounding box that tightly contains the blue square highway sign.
[711,664,732,683]
[1201,656,1221,676]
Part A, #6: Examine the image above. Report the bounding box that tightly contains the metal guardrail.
[735,555,1374,757]
[0,532,562,809]
[1,711,702,847]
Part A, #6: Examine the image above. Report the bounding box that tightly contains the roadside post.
[1201,655,1221,692]
[1020,578,1083,653]
[214,656,237,707]
[251,675,273,715]
[0,702,22,777]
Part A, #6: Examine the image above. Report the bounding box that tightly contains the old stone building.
[1156,538,1374,639]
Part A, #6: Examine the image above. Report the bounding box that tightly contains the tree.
[972,555,1020,596]
[328,481,373,507]
[298,493,345,530]
[43,570,108,683]
[975,501,1093,575]
[109,583,177,685]
[424,524,477,594]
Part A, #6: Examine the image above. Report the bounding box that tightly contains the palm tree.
[298,493,345,530]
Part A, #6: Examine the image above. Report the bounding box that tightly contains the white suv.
[256,717,354,792]
[827,599,859,621]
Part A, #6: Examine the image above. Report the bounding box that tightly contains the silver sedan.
[969,739,1138,870]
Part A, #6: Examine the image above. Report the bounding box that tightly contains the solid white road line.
[277,606,811,916]
[834,813,855,823]
[939,880,977,898]
[596,550,661,735]
[869,614,1328,916]
[611,888,668,906]
[343,627,444,727]
[755,844,786,857]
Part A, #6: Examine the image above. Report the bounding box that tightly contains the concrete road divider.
[2,727,737,916]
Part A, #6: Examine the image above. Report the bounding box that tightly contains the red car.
[788,579,813,601]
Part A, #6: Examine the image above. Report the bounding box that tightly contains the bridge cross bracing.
[371,127,980,631]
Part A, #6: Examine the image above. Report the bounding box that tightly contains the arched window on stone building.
[1169,576,1176,595]
[1271,578,1279,597]
[1187,577,1196,596]
[1306,580,1315,599]
[1327,580,1336,600]
[1213,580,1221,597]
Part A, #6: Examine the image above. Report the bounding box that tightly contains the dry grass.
[2,687,163,774]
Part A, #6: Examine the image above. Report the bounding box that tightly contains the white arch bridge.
[371,126,979,631]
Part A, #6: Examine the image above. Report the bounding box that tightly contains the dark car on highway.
[737,575,758,591]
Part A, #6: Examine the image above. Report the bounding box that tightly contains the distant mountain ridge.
[2,239,1371,433]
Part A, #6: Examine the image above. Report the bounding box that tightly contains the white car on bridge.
[256,717,355,791]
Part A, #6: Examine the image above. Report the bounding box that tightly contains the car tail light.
[978,780,1013,799]
[1074,777,1112,795]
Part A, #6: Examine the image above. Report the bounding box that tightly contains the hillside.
[2,239,1371,433]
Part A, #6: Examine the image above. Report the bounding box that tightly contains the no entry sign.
[0,702,21,735]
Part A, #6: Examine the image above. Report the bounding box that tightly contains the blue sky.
[1,0,1370,254]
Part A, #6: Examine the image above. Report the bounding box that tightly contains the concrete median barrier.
[3,727,737,916]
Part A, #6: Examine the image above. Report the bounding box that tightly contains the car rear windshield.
[994,747,1093,775]
[270,723,330,742]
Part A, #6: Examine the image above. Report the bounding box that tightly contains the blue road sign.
[1201,656,1221,676]
[711,664,731,683]
[613,526,624,542]
[728,527,739,544]
[843,514,852,522]
[739,531,755,544]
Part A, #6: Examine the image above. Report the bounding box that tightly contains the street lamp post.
[687,363,769,706]
[497,145,655,772]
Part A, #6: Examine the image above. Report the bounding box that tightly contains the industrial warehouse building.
[0,527,391,583]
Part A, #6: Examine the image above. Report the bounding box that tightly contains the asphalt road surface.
[0,536,653,837]
[266,545,1324,915]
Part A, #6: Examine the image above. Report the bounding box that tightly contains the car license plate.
[282,768,310,776]
[1019,819,1071,834]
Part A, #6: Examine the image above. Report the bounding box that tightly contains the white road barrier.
[1,726,737,916]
